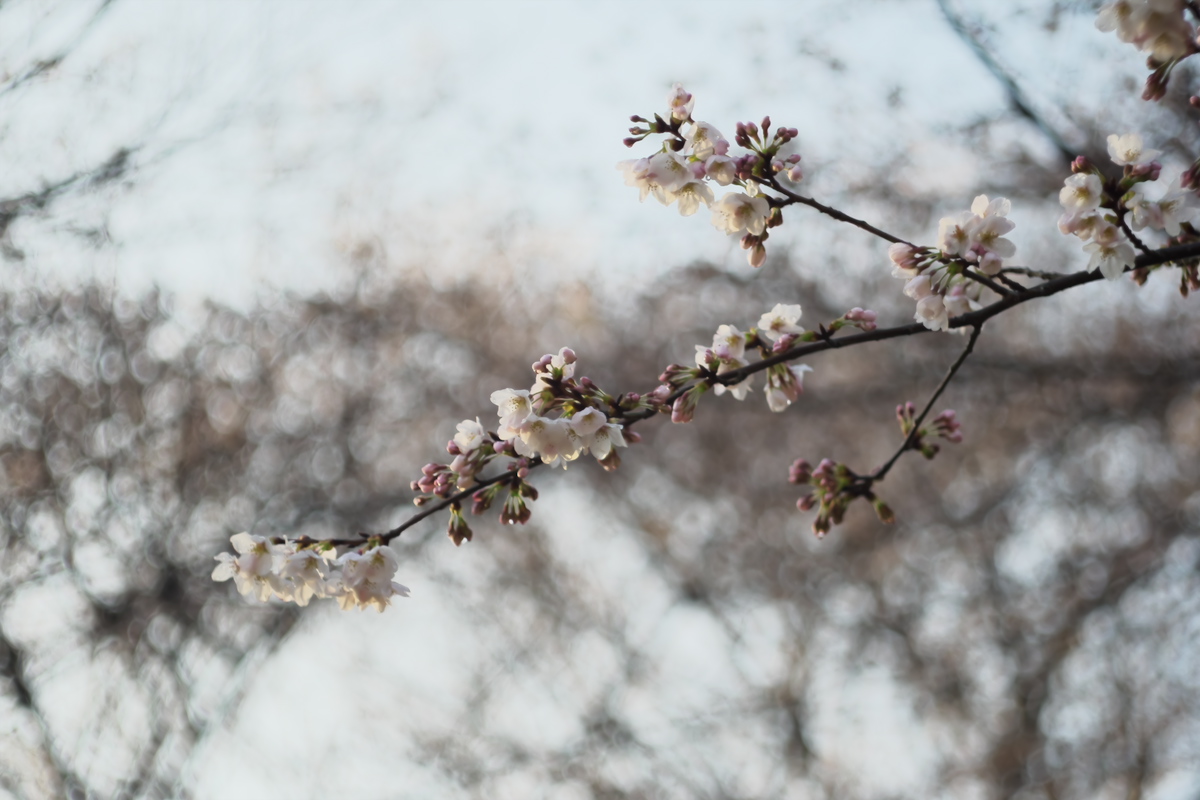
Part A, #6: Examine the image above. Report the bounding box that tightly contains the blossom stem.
[1115,207,1152,255]
[999,266,1062,281]
[762,178,908,245]
[960,267,1014,296]
[871,324,982,482]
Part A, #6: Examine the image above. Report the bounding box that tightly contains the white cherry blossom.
[1084,221,1137,280]
[674,180,716,216]
[915,295,950,332]
[667,82,694,121]
[212,532,287,602]
[684,121,728,160]
[757,304,804,342]
[711,193,770,236]
[454,418,488,453]
[334,546,411,612]
[1107,133,1162,167]
[1059,174,1104,211]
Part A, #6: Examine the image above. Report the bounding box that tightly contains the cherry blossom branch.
[762,178,908,245]
[285,237,1200,554]
[695,238,1200,391]
[871,324,981,482]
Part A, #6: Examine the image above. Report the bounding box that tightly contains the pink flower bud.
[797,494,817,512]
[772,332,799,353]
[748,243,767,268]
[788,458,812,484]
[888,242,919,269]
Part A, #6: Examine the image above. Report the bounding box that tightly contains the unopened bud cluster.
[896,402,964,460]
[789,458,892,538]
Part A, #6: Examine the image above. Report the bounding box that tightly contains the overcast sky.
[2,0,1130,314]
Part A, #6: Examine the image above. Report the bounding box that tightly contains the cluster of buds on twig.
[789,458,893,538]
[896,402,964,460]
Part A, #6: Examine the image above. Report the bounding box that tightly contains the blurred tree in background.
[1,1,1199,799]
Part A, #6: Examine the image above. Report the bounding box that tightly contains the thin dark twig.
[1116,211,1152,254]
[960,267,1013,296]
[872,324,982,481]
[764,179,908,244]
[992,271,1026,291]
[1001,266,1063,281]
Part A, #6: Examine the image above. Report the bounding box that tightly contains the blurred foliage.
[1,1,1199,799]
[0,248,1196,798]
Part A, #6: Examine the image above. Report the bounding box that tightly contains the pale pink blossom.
[1058,209,1102,240]
[1059,173,1104,211]
[713,358,753,400]
[334,546,410,612]
[1097,1,1193,61]
[212,532,287,602]
[674,180,716,216]
[765,364,813,412]
[585,423,627,460]
[684,121,728,160]
[1084,221,1137,280]
[667,82,694,122]
[757,304,805,342]
[915,294,950,332]
[454,418,488,453]
[1107,133,1162,167]
[491,388,534,439]
[711,324,746,361]
[711,193,771,236]
[1126,180,1199,235]
[704,155,737,186]
[937,211,975,257]
[277,548,334,607]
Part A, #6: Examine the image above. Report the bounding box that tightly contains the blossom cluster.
[887,194,1014,332]
[1058,133,1198,280]
[660,303,825,421]
[493,349,630,467]
[1096,1,1198,99]
[212,533,410,612]
[619,83,801,267]
[410,348,637,540]
[1097,0,1195,63]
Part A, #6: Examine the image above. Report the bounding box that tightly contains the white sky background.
[3,0,1136,311]
[7,1,1195,798]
